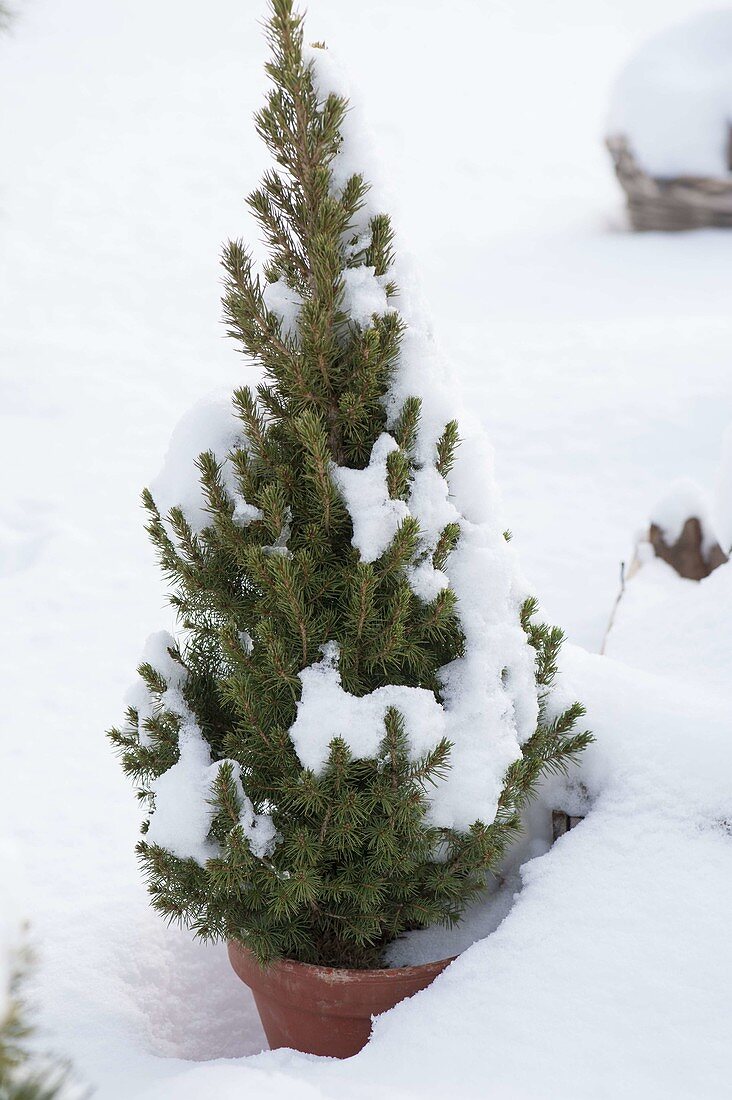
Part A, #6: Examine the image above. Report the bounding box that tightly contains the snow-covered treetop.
[608,10,732,179]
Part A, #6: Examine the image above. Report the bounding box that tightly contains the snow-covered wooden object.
[607,134,732,232]
[648,517,727,581]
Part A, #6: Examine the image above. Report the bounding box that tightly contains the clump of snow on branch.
[124,630,187,747]
[145,722,220,865]
[649,476,720,553]
[236,788,280,861]
[233,499,264,527]
[296,47,541,832]
[150,389,262,535]
[331,434,409,563]
[289,642,447,778]
[608,10,732,178]
[130,633,277,864]
[341,265,392,327]
[146,724,278,865]
[220,759,280,860]
[405,463,460,602]
[409,465,459,544]
[406,557,449,603]
[263,277,303,339]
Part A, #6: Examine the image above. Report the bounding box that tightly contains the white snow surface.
[2,1,732,1098]
[405,556,449,602]
[713,420,732,551]
[605,554,732,695]
[608,9,732,178]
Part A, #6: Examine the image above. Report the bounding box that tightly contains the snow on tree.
[108,0,590,969]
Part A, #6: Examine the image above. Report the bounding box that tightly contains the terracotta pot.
[228,940,454,1058]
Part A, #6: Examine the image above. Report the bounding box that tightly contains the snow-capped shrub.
[109,0,590,969]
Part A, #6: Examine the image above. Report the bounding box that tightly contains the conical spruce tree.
[109,0,591,969]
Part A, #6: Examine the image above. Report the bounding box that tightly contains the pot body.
[228,940,454,1058]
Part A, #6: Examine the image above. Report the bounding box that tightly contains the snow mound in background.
[605,555,732,697]
[649,475,721,553]
[608,9,732,178]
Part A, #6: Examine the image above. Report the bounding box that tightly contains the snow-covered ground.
[1,1,731,1097]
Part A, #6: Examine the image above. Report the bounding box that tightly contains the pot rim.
[228,939,457,978]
